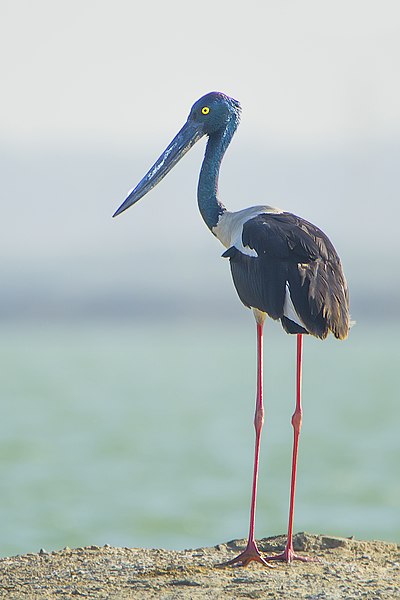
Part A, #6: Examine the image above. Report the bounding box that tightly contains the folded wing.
[222,212,349,339]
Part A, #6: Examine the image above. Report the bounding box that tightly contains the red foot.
[263,545,320,564]
[217,540,275,568]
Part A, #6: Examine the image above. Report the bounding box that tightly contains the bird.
[113,91,350,567]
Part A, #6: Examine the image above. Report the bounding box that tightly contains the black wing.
[222,212,349,339]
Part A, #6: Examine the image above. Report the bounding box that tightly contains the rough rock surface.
[0,533,399,599]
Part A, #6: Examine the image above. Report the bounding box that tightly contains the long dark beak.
[113,119,205,217]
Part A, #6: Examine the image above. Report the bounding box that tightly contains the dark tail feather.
[287,261,350,340]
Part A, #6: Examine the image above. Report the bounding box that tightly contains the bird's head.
[188,92,241,136]
[113,91,241,217]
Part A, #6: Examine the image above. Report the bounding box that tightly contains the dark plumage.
[222,212,349,339]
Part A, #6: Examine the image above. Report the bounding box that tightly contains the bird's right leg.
[218,311,274,568]
[263,334,317,564]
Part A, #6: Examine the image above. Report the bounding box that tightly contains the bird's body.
[214,206,348,339]
[114,91,350,567]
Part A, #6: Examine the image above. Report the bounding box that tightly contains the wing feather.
[223,212,349,339]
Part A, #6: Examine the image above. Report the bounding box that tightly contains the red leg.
[220,313,274,568]
[264,334,317,563]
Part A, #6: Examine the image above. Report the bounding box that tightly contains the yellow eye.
[201,106,210,115]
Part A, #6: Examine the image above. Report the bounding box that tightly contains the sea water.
[0,318,398,556]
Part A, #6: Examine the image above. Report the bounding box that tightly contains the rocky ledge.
[0,532,399,599]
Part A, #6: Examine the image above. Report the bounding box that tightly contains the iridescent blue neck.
[197,115,239,230]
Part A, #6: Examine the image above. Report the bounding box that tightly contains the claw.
[216,540,276,568]
[263,546,320,564]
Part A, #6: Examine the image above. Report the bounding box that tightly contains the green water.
[0,318,399,557]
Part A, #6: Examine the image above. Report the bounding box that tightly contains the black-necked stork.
[113,92,350,567]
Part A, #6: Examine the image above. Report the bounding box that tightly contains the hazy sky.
[2,1,400,319]
[1,0,400,147]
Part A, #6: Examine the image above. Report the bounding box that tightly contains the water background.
[2,0,400,563]
[1,317,398,558]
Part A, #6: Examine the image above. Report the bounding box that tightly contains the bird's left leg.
[263,334,317,563]
[218,311,274,568]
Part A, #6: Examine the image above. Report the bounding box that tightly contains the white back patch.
[212,205,284,257]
